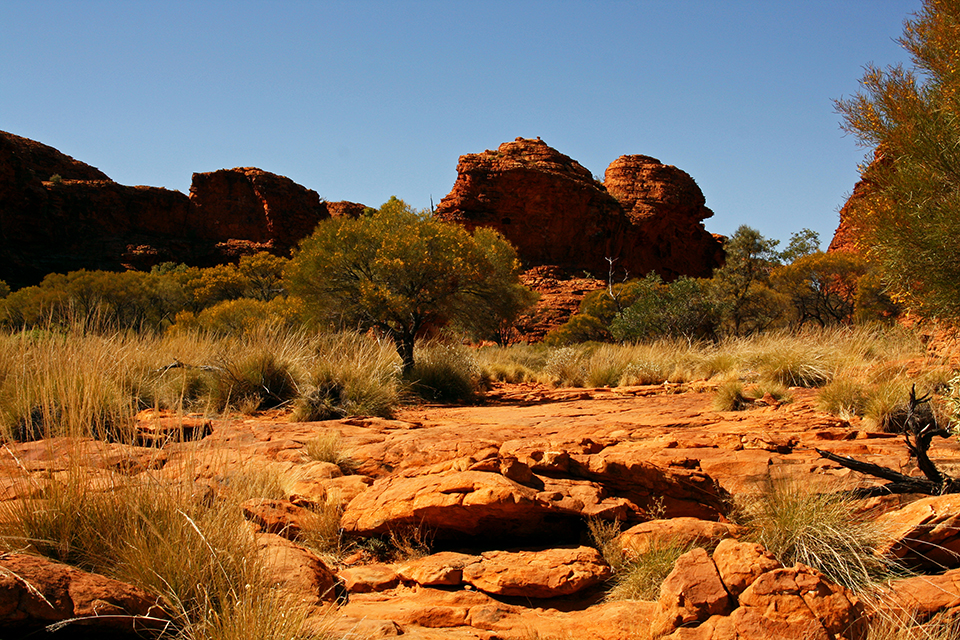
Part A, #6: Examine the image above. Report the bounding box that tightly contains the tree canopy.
[285,197,535,373]
[835,0,960,318]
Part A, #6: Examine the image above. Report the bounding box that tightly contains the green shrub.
[544,314,611,346]
[610,274,719,342]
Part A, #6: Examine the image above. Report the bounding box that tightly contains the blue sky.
[2,1,920,248]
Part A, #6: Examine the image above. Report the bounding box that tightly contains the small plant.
[745,381,793,404]
[818,378,870,418]
[586,517,625,571]
[296,498,346,557]
[734,478,900,594]
[713,379,749,411]
[304,430,355,473]
[543,346,588,387]
[608,539,698,601]
[406,341,479,402]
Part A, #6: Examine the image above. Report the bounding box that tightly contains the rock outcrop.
[0,131,363,288]
[829,148,887,254]
[435,137,723,279]
[0,552,170,637]
[604,154,724,278]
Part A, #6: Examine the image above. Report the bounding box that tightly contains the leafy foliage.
[286,197,534,372]
[610,273,720,342]
[835,0,960,318]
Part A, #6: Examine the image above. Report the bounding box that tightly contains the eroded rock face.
[188,167,327,249]
[604,154,723,279]
[0,130,365,287]
[435,137,626,275]
[461,546,611,598]
[435,137,723,279]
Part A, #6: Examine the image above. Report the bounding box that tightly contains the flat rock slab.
[461,546,611,598]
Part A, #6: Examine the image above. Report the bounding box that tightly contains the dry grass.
[585,516,697,602]
[865,611,960,640]
[0,453,323,640]
[734,478,901,595]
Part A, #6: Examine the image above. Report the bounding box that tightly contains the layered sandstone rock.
[829,148,887,254]
[435,137,626,275]
[604,154,724,278]
[436,137,723,279]
[189,167,326,248]
[0,130,363,287]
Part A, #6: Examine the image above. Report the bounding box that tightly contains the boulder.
[876,493,960,570]
[241,498,315,540]
[651,547,733,637]
[620,518,738,559]
[339,470,558,540]
[255,533,339,604]
[0,552,169,636]
[397,552,481,587]
[460,546,611,598]
[711,539,781,598]
[885,567,960,618]
[730,565,864,640]
[338,564,400,594]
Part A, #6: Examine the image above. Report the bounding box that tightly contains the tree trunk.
[394,331,416,376]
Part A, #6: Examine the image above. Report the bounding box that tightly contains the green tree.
[771,251,867,328]
[711,225,784,335]
[285,197,535,373]
[778,229,821,264]
[835,0,960,317]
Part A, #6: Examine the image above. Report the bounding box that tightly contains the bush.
[818,378,870,417]
[291,332,400,420]
[0,467,314,638]
[713,379,749,411]
[610,274,719,342]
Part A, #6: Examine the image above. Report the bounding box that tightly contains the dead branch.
[817,385,960,497]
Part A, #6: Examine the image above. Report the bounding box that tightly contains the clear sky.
[1,1,920,248]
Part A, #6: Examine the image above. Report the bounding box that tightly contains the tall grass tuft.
[735,478,900,595]
[291,332,400,420]
[0,463,315,639]
[406,341,479,403]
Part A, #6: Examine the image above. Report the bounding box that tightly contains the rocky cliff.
[0,131,362,288]
[828,149,886,254]
[436,138,723,279]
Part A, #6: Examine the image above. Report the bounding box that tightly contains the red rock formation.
[0,131,346,286]
[828,148,887,254]
[435,137,626,275]
[189,167,327,247]
[326,200,368,219]
[604,154,724,278]
[435,137,723,280]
